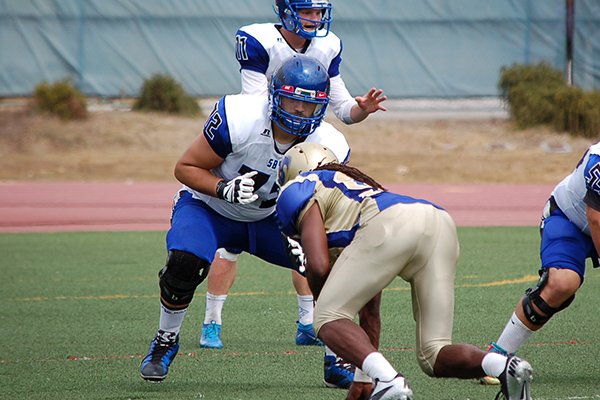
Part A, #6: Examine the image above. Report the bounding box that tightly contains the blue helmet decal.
[270,54,330,137]
[274,0,332,39]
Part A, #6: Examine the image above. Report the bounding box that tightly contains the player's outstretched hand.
[216,171,259,204]
[355,88,387,115]
[345,382,373,400]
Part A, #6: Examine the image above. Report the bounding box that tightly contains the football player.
[274,142,534,400]
[481,141,600,385]
[202,0,384,388]
[139,54,350,382]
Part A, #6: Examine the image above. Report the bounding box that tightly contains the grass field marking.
[14,275,540,302]
[384,274,539,293]
[458,274,539,287]
[534,396,600,399]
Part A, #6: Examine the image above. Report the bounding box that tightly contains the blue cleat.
[200,320,223,349]
[324,355,355,389]
[140,330,179,382]
[295,322,323,346]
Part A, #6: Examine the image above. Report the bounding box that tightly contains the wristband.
[215,180,226,199]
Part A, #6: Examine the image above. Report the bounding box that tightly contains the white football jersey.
[235,23,356,123]
[552,142,600,234]
[183,94,350,222]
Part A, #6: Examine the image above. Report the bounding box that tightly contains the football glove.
[216,171,258,204]
[285,236,306,274]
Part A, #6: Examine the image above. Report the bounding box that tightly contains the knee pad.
[159,250,210,305]
[522,269,575,325]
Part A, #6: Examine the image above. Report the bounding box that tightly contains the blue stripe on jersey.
[203,97,233,159]
[373,191,444,211]
[584,154,600,193]
[315,170,442,211]
[276,170,444,239]
[236,29,270,74]
[275,178,317,237]
[327,41,342,78]
[327,229,357,248]
[340,148,350,164]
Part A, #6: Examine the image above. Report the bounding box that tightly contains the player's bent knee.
[313,307,353,335]
[216,248,240,262]
[417,341,447,377]
[522,269,575,325]
[159,250,210,306]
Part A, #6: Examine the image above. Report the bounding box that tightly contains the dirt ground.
[0,104,594,184]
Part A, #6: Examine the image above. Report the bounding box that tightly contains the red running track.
[0,182,554,233]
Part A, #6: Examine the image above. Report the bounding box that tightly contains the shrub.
[498,62,564,99]
[499,62,565,128]
[33,79,88,120]
[506,83,557,128]
[554,88,600,138]
[133,74,200,116]
[499,62,600,137]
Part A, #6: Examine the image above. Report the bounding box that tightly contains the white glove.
[286,236,306,274]
[216,171,259,204]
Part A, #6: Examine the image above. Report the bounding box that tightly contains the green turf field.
[1,228,599,399]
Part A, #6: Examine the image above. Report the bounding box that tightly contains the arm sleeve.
[584,153,600,211]
[203,97,233,159]
[240,69,269,96]
[236,29,270,74]
[275,180,317,236]
[328,75,357,125]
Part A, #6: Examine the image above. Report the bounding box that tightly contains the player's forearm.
[305,259,329,299]
[349,104,369,124]
[174,163,222,197]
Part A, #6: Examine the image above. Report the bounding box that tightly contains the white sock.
[361,352,397,382]
[159,302,187,335]
[496,312,534,354]
[482,353,507,377]
[204,292,227,324]
[297,295,314,325]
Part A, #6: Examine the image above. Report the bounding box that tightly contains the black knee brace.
[522,269,575,325]
[159,250,210,305]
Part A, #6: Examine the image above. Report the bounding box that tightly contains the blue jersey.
[182,94,350,222]
[235,23,356,123]
[552,142,600,235]
[236,23,342,81]
[275,169,442,249]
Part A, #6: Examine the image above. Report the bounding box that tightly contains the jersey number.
[235,35,248,61]
[238,164,278,208]
[588,164,600,191]
[204,106,222,141]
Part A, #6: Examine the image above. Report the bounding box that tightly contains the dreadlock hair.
[315,162,387,191]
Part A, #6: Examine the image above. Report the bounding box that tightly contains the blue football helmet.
[274,0,332,39]
[270,54,330,137]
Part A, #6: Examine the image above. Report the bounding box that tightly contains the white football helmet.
[277,142,338,186]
